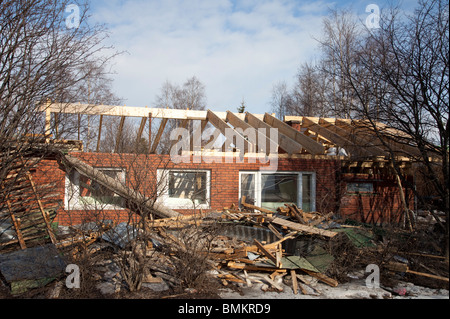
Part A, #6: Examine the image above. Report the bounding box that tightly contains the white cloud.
[90,0,329,114]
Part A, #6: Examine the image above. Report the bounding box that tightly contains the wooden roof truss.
[42,103,419,163]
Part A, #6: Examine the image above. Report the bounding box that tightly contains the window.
[261,173,298,210]
[65,168,126,210]
[239,171,316,212]
[347,182,374,193]
[158,169,210,209]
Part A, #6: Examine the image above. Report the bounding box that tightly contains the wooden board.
[270,217,337,238]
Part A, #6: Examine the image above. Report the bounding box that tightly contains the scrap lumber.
[227,261,287,273]
[285,204,305,224]
[25,172,56,244]
[254,239,279,267]
[269,217,337,238]
[309,212,334,227]
[301,269,339,287]
[60,155,180,219]
[291,269,298,294]
[241,200,274,215]
[385,262,449,282]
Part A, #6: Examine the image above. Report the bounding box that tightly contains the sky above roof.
[87,0,418,115]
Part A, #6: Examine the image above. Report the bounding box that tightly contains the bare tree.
[293,62,330,117]
[317,8,365,119]
[269,81,290,119]
[0,0,120,251]
[154,76,207,153]
[0,0,118,163]
[318,1,449,258]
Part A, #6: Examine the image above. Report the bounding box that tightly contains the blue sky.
[86,0,418,115]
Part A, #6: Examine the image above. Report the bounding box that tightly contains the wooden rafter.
[302,117,372,158]
[263,113,325,155]
[96,115,103,152]
[150,118,168,154]
[114,116,126,153]
[170,118,190,149]
[334,119,388,157]
[226,111,257,153]
[207,110,248,153]
[354,120,421,157]
[245,112,301,155]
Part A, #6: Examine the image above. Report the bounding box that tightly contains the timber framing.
[42,102,421,165]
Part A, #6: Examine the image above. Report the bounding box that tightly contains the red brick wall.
[30,152,411,226]
[338,173,414,224]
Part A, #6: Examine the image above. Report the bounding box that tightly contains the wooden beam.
[62,155,180,219]
[254,239,278,265]
[45,103,256,121]
[270,217,337,238]
[44,101,51,135]
[264,113,325,155]
[207,110,248,153]
[150,118,168,154]
[291,270,298,294]
[246,112,302,155]
[148,113,152,152]
[226,111,257,152]
[302,117,372,157]
[114,116,126,153]
[301,269,339,287]
[170,118,190,149]
[3,194,26,249]
[355,120,421,157]
[96,115,103,152]
[335,119,388,157]
[136,117,147,142]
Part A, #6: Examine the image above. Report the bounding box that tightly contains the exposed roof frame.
[264,113,325,155]
[301,117,372,158]
[245,112,303,155]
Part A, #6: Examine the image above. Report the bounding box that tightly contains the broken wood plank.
[309,212,334,227]
[301,269,338,287]
[291,269,298,295]
[227,261,287,273]
[386,262,449,282]
[406,270,449,282]
[286,204,305,224]
[254,239,278,266]
[267,224,283,240]
[241,200,274,214]
[270,217,337,238]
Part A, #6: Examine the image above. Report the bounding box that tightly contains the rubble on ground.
[0,199,448,299]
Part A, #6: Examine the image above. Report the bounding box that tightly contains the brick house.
[21,103,417,228]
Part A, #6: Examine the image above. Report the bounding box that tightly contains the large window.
[240,171,316,212]
[65,168,126,210]
[158,169,210,209]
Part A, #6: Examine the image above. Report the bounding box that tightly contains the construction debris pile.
[1,191,449,297]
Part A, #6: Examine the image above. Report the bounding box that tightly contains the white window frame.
[65,167,126,210]
[157,169,211,209]
[239,171,316,212]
